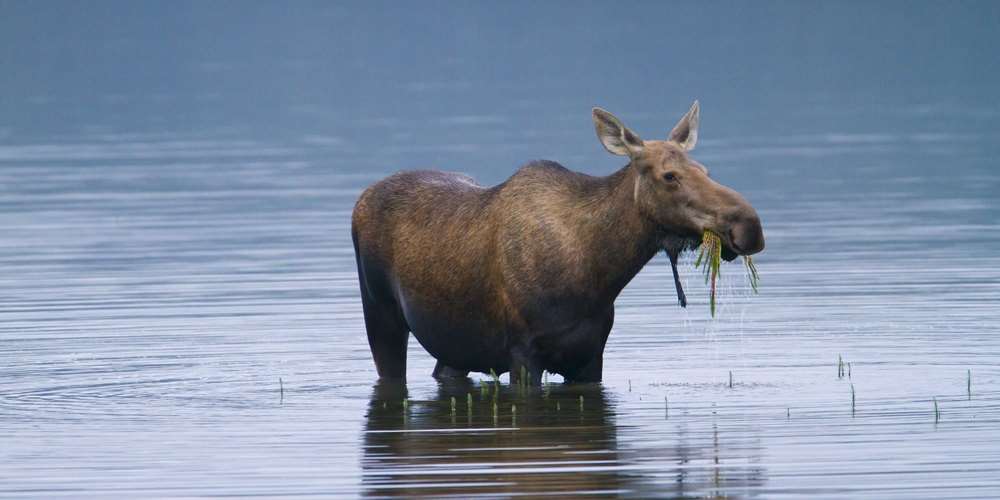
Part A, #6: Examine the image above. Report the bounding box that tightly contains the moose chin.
[351,101,764,385]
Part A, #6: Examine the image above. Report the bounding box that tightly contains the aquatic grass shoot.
[850,384,856,416]
[967,369,972,400]
[694,229,760,316]
[837,356,853,380]
[934,397,940,423]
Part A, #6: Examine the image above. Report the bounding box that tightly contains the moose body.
[352,102,764,384]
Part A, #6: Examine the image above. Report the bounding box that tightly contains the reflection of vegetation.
[361,380,767,497]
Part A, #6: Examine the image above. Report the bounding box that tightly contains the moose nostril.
[731,214,764,255]
[728,228,743,253]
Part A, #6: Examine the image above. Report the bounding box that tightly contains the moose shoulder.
[351,102,764,385]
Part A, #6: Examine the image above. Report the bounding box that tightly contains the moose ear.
[592,107,644,157]
[668,100,700,151]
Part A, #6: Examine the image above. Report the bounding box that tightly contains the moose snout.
[728,212,765,256]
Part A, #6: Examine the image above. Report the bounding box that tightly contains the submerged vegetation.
[694,229,760,316]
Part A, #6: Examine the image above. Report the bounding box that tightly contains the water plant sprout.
[694,229,759,316]
[850,384,856,416]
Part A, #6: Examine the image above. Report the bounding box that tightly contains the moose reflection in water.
[361,380,767,497]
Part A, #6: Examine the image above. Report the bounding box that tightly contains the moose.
[351,102,764,385]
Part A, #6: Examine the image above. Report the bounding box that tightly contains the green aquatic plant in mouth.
[694,229,760,316]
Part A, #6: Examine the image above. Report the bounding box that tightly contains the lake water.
[2,2,1000,498]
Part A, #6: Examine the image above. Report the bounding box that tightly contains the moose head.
[593,102,764,262]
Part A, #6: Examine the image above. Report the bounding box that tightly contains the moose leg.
[564,308,614,384]
[566,353,604,383]
[432,361,469,379]
[509,349,543,386]
[359,281,409,380]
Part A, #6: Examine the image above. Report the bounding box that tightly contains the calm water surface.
[2,2,1000,498]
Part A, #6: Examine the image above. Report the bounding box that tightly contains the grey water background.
[2,1,1000,498]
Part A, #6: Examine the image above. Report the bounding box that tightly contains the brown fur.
[352,103,763,384]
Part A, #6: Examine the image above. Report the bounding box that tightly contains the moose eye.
[663,172,678,182]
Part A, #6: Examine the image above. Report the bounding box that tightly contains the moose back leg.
[356,262,410,380]
[360,290,409,379]
[361,294,409,380]
[432,361,469,379]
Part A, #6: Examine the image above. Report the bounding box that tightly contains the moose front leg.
[564,308,614,384]
[566,351,604,383]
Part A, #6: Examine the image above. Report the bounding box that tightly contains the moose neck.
[578,163,664,301]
